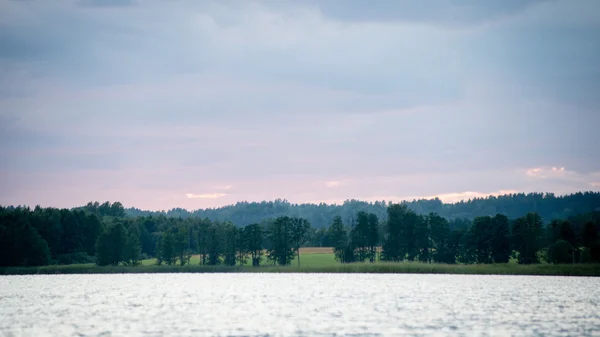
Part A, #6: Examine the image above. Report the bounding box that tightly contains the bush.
[548,240,573,264]
[580,248,592,263]
[57,252,95,265]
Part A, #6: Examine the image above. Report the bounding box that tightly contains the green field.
[2,247,600,276]
[139,247,338,267]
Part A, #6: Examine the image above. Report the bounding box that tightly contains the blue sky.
[1,0,599,210]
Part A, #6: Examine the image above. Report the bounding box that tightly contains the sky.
[1,0,599,211]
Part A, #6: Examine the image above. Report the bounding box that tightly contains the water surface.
[1,274,599,336]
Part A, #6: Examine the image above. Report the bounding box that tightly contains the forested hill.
[124,192,600,229]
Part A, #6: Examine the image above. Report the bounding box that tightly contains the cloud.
[526,168,543,177]
[526,167,572,179]
[77,0,138,8]
[185,193,227,199]
[0,0,598,210]
[305,0,551,26]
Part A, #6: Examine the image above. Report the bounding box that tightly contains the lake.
[1,274,599,336]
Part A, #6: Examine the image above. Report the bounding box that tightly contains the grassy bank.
[3,249,599,276]
[2,261,600,276]
[137,248,337,267]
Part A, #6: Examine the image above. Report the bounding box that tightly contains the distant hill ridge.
[124,192,600,228]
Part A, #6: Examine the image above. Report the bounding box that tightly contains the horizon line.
[3,190,598,213]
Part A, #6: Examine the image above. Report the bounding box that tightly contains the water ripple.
[0,274,599,336]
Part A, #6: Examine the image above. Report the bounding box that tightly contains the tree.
[351,212,369,262]
[429,213,452,263]
[95,222,126,266]
[31,208,63,260]
[95,229,112,266]
[414,215,430,263]
[206,223,222,265]
[548,220,576,246]
[548,240,573,264]
[308,227,328,247]
[266,216,295,266]
[245,223,263,267]
[546,220,577,264]
[123,224,142,266]
[159,231,176,265]
[491,214,511,263]
[137,217,155,257]
[366,213,379,263]
[107,221,126,265]
[23,227,50,266]
[446,229,463,264]
[404,209,420,261]
[382,204,406,262]
[558,221,576,247]
[581,222,600,262]
[582,221,599,248]
[1,213,51,267]
[382,204,418,262]
[236,226,249,266]
[222,223,238,266]
[458,229,477,264]
[197,220,211,265]
[512,213,544,264]
[290,217,310,267]
[471,216,493,264]
[60,209,85,256]
[328,216,349,263]
[174,225,191,266]
[109,202,126,218]
[82,213,103,256]
[23,224,51,267]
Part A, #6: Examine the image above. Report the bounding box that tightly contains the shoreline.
[2,262,600,276]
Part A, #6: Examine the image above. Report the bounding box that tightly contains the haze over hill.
[117,191,600,228]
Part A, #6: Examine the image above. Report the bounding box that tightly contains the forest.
[1,192,599,268]
[125,192,600,228]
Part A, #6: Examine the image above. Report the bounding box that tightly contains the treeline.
[1,201,600,267]
[0,206,104,266]
[124,192,600,228]
[328,206,600,265]
[135,216,310,268]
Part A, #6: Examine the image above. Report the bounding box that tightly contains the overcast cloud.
[1,0,599,210]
